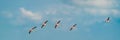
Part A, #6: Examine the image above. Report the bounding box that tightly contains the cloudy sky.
[0,0,120,40]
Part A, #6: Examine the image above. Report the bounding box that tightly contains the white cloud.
[72,0,118,8]
[59,0,120,16]
[70,0,120,15]
[83,8,120,16]
[44,4,76,15]
[20,8,42,21]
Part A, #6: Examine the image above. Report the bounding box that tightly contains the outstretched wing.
[55,20,61,29]
[69,27,73,31]
[41,24,45,28]
[105,17,110,23]
[69,24,77,31]
[29,30,32,34]
[41,20,48,28]
[29,26,37,34]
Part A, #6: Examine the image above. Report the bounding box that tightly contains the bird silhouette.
[29,26,37,34]
[69,24,77,31]
[55,20,61,29]
[41,20,48,28]
[105,17,110,23]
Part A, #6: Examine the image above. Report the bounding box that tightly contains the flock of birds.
[28,17,110,34]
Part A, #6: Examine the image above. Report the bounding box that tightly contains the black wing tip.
[29,31,31,34]
[69,28,72,31]
[69,29,72,31]
[46,20,48,22]
[74,24,77,25]
[34,26,37,28]
[41,26,43,28]
[29,32,30,34]
[55,26,57,29]
[55,25,57,28]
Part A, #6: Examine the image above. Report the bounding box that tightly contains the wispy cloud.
[72,0,118,8]
[68,0,120,16]
[20,8,42,21]
[44,0,120,16]
[44,4,76,15]
[83,8,120,16]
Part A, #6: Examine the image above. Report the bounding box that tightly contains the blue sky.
[0,0,120,40]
